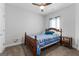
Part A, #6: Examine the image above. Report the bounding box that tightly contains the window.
[49,16,60,29]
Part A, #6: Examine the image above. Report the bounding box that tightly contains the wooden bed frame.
[24,28,62,56]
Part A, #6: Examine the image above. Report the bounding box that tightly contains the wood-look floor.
[0,44,79,56]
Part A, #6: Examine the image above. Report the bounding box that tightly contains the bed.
[24,28,62,56]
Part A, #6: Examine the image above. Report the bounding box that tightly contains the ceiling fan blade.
[32,3,52,6]
[44,3,52,6]
[32,3,41,6]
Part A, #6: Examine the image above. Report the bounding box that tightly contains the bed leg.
[37,43,40,56]
[24,32,27,45]
[35,35,41,56]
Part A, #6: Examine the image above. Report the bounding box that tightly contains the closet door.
[0,3,5,53]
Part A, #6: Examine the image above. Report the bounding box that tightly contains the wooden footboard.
[24,32,37,56]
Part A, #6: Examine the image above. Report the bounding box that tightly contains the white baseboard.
[5,42,23,48]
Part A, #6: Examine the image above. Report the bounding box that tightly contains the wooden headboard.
[45,28,62,33]
[45,28,62,41]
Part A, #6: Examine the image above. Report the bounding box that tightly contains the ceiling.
[7,3,73,15]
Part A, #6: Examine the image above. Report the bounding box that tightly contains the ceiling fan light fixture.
[32,3,52,12]
[40,5,45,9]
[40,5,45,12]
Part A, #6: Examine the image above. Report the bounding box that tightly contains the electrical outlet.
[14,39,18,43]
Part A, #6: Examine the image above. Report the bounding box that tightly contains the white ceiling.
[7,3,73,15]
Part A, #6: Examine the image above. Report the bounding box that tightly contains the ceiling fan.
[32,3,52,12]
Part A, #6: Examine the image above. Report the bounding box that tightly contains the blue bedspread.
[30,33,60,48]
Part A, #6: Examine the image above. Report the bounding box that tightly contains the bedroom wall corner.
[75,4,79,50]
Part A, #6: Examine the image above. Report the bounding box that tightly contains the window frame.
[49,16,60,29]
